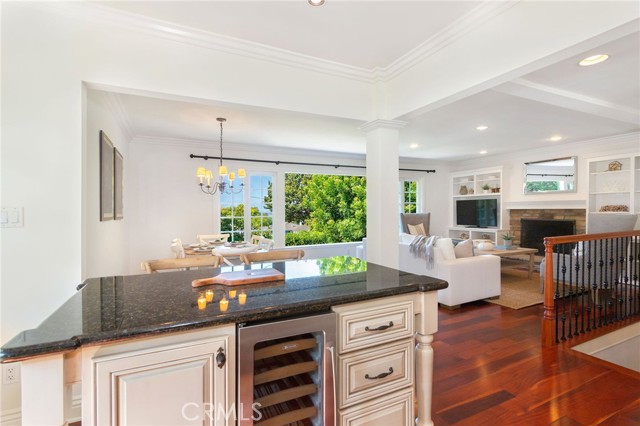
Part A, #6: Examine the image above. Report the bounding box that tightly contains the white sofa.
[398,236,501,308]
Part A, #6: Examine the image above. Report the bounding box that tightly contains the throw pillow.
[408,223,427,236]
[454,239,474,258]
[436,238,456,261]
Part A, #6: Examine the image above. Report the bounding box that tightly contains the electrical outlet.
[3,364,20,384]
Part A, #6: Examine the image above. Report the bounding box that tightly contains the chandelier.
[196,117,245,195]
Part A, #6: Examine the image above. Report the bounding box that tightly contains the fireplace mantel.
[503,200,586,210]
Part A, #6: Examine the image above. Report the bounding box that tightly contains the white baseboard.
[0,408,21,426]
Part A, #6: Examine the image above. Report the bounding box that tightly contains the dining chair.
[197,234,230,244]
[250,234,274,250]
[240,249,304,265]
[141,255,224,273]
[170,241,185,258]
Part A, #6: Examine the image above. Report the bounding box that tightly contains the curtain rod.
[189,154,436,173]
[526,173,574,177]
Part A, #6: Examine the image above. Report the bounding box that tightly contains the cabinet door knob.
[216,347,226,368]
[365,321,393,331]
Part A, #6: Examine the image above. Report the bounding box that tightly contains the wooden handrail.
[542,230,640,346]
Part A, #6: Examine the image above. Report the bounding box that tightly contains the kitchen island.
[1,256,447,426]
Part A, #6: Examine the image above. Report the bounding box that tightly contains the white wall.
[84,90,131,279]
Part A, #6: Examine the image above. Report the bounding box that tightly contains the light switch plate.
[1,207,23,228]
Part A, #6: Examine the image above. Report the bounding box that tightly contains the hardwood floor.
[432,301,640,425]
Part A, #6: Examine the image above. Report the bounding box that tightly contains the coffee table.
[474,247,538,278]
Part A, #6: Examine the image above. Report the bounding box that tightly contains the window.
[220,188,245,242]
[284,173,366,246]
[250,175,273,239]
[220,174,273,242]
[400,180,418,213]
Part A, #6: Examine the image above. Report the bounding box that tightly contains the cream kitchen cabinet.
[333,294,416,426]
[85,325,235,426]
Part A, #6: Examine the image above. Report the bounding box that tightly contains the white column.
[415,291,438,426]
[360,119,406,269]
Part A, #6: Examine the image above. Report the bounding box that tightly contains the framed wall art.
[99,130,114,221]
[114,147,124,220]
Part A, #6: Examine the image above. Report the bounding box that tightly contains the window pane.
[220,185,246,241]
[249,174,273,238]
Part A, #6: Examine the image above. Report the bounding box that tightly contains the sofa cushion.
[408,222,427,236]
[437,238,456,261]
[454,239,474,258]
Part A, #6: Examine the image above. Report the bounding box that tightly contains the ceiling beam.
[493,78,639,125]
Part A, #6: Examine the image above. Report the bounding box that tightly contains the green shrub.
[285,231,328,246]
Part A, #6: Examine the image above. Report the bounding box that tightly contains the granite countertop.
[0,256,447,361]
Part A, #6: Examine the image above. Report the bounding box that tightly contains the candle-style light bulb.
[197,167,206,184]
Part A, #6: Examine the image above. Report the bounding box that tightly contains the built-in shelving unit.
[449,168,505,243]
[588,154,640,216]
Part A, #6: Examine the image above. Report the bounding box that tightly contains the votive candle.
[205,289,214,302]
[219,297,229,312]
[238,291,247,305]
[229,290,237,299]
[197,294,207,310]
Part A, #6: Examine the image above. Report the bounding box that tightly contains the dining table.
[185,242,260,266]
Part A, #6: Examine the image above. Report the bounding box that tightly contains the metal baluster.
[586,239,594,332]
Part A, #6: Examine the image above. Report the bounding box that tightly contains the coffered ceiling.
[94,1,640,161]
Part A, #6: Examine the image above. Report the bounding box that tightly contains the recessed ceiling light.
[549,135,563,142]
[578,54,609,66]
[409,143,419,149]
[476,125,489,131]
[308,0,325,5]
[479,150,487,155]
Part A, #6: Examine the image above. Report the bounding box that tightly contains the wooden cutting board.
[192,268,285,288]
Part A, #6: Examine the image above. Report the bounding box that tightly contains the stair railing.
[542,230,640,346]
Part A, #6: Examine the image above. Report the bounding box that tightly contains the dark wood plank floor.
[432,301,640,426]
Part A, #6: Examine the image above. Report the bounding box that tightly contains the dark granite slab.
[0,256,446,361]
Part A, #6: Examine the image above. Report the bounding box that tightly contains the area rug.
[486,268,544,309]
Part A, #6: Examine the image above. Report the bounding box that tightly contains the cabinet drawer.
[339,338,414,408]
[335,296,414,353]
[339,388,414,426]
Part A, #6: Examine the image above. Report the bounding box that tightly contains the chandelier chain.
[219,120,224,167]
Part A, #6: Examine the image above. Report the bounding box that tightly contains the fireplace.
[520,218,576,254]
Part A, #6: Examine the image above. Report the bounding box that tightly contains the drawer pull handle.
[365,321,393,332]
[365,367,393,380]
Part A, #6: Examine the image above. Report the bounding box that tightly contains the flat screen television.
[456,198,498,227]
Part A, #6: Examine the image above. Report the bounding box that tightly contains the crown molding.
[37,2,374,83]
[378,0,520,82]
[360,119,408,132]
[33,1,517,85]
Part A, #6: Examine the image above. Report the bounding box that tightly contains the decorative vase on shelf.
[459,185,468,195]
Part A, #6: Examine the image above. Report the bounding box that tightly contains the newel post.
[541,237,556,346]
